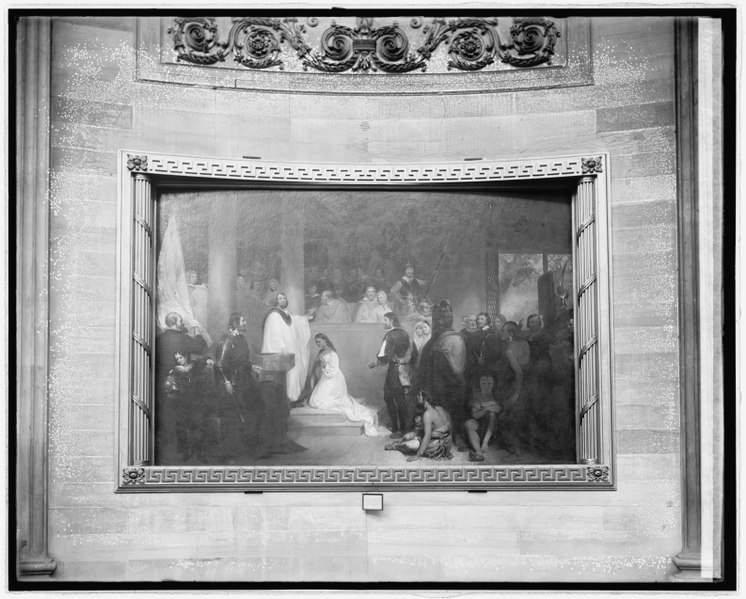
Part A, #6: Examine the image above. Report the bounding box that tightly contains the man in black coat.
[369,312,416,438]
[154,312,209,464]
[156,312,208,387]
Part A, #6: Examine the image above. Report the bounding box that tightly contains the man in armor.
[213,312,255,460]
[390,263,427,309]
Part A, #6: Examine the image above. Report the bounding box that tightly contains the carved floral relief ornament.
[122,467,146,485]
[581,156,604,174]
[127,154,148,172]
[168,16,561,73]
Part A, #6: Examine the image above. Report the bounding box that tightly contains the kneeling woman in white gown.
[308,333,385,437]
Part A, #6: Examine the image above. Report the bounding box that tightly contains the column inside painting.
[152,187,576,468]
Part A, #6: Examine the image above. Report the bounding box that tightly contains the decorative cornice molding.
[134,153,593,183]
[167,16,560,74]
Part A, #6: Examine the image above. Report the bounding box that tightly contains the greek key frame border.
[116,151,614,492]
[120,464,612,490]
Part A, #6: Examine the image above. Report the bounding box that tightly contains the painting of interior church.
[154,188,576,466]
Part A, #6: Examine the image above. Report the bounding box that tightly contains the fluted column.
[574,176,600,465]
[16,16,56,577]
[131,174,155,465]
[670,16,724,582]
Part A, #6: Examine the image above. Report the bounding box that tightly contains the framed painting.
[116,151,614,491]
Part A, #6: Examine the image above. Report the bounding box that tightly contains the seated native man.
[464,373,502,462]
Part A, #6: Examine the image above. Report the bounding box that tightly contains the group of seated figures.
[304,263,434,327]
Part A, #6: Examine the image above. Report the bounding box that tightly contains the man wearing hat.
[390,263,427,310]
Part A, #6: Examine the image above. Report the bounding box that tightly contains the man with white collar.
[261,291,312,403]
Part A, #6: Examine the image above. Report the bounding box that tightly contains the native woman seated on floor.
[385,391,453,461]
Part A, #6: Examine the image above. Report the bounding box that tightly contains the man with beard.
[390,263,427,309]
[368,312,417,437]
[418,302,468,452]
[155,312,209,464]
[459,313,478,337]
[213,313,255,460]
[218,311,307,459]
[215,313,252,408]
[311,289,351,324]
[262,291,312,404]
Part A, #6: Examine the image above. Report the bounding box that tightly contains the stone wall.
[45,15,681,581]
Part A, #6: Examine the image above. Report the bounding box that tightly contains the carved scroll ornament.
[167,16,561,74]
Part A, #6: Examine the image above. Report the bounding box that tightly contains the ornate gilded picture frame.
[116,151,614,492]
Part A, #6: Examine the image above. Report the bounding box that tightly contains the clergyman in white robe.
[261,293,311,401]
